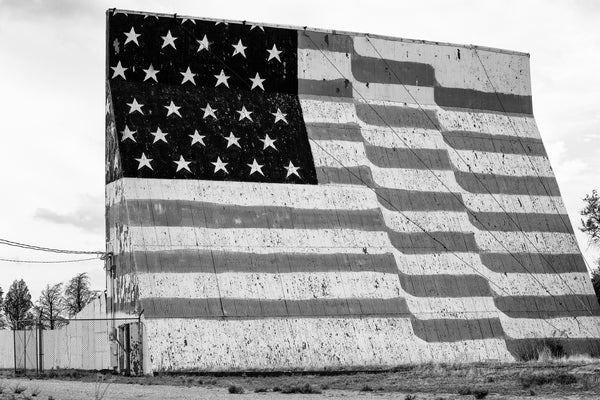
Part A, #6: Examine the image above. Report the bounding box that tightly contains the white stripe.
[381,208,472,233]
[372,167,461,192]
[299,98,357,124]
[353,36,531,96]
[450,150,554,177]
[500,316,600,339]
[145,318,514,371]
[114,227,395,255]
[114,178,379,210]
[474,231,580,254]
[310,140,369,167]
[436,108,540,139]
[361,125,445,150]
[462,193,567,214]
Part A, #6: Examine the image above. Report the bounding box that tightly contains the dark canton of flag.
[107,13,317,184]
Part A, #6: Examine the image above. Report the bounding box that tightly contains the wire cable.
[0,257,101,264]
[0,238,107,257]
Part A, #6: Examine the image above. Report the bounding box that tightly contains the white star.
[266,44,282,62]
[189,130,206,146]
[247,159,264,176]
[196,35,210,52]
[174,155,192,173]
[121,126,136,142]
[236,106,253,121]
[211,157,228,174]
[214,69,230,87]
[272,108,288,124]
[111,61,127,79]
[250,25,265,31]
[123,27,140,46]
[231,39,247,57]
[135,153,153,170]
[201,103,217,119]
[259,134,277,151]
[180,67,196,85]
[126,98,144,114]
[150,127,168,143]
[161,30,177,49]
[224,132,241,148]
[164,101,182,117]
[284,161,301,178]
[143,64,159,82]
[181,18,196,24]
[249,72,265,90]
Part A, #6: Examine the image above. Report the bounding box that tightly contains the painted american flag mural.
[105,9,600,372]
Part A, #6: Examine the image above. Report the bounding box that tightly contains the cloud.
[0,0,102,21]
[34,194,103,232]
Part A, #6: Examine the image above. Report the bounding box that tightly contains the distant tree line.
[0,272,96,330]
[580,189,600,303]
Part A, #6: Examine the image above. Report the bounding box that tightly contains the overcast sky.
[0,0,598,299]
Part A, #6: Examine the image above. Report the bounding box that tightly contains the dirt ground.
[1,361,599,400]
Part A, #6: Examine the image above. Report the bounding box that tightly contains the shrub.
[360,384,374,392]
[254,387,267,393]
[520,372,577,388]
[228,385,244,394]
[13,384,27,394]
[281,383,321,394]
[405,395,417,400]
[473,389,489,399]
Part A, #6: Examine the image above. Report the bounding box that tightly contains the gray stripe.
[399,273,491,297]
[355,103,439,128]
[411,318,505,342]
[375,188,466,212]
[111,200,385,231]
[141,297,410,319]
[442,131,547,156]
[351,55,436,87]
[297,31,353,53]
[469,212,573,233]
[306,123,363,142]
[299,79,353,98]
[455,172,562,196]
[435,87,533,114]
[507,339,600,360]
[495,295,600,319]
[388,231,479,254]
[365,145,451,170]
[117,251,399,274]
[315,166,375,186]
[481,253,589,274]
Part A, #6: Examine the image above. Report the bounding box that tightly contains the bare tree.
[0,285,5,329]
[36,283,67,329]
[581,189,600,303]
[3,279,32,329]
[64,272,94,316]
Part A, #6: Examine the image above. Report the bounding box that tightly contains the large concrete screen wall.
[105,10,600,372]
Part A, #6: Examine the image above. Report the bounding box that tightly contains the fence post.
[23,328,26,376]
[13,329,17,374]
[38,321,44,372]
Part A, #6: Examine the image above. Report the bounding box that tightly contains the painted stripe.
[353,36,531,96]
[450,150,554,177]
[406,296,497,320]
[461,193,567,214]
[120,251,400,274]
[145,318,515,371]
[360,126,445,150]
[371,167,461,192]
[442,131,547,156]
[480,253,588,274]
[298,79,353,98]
[315,166,375,186]
[506,338,600,360]
[375,188,465,212]
[365,146,451,170]
[355,103,438,128]
[300,98,356,124]
[310,139,370,167]
[455,172,561,196]
[500,316,600,339]
[351,54,436,87]
[411,318,505,342]
[469,212,573,233]
[137,271,405,301]
[113,226,395,254]
[388,231,479,254]
[142,297,410,318]
[111,200,386,231]
[435,87,532,114]
[474,231,579,254]
[399,273,491,297]
[298,49,351,80]
[298,30,354,53]
[490,273,597,297]
[306,123,363,142]
[495,295,600,318]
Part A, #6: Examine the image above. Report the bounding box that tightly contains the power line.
[0,257,102,264]
[0,238,107,258]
